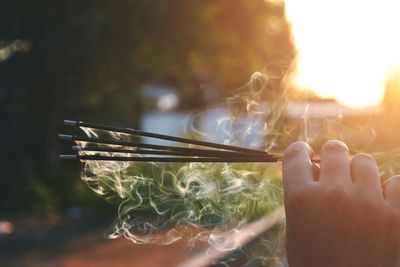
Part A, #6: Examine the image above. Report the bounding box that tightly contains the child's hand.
[283,140,400,267]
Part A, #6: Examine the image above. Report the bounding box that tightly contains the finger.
[350,153,382,197]
[383,175,400,211]
[319,140,351,184]
[283,141,314,193]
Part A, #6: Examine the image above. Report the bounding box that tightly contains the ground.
[0,214,203,267]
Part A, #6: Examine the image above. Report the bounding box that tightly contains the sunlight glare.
[285,0,400,108]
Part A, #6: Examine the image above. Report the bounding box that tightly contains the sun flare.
[284,0,400,108]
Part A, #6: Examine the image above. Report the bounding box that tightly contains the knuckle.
[285,188,309,208]
[324,184,351,200]
[285,185,316,205]
[322,140,349,152]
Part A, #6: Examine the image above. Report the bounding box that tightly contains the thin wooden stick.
[59,154,282,162]
[64,120,267,154]
[58,134,277,157]
[72,146,279,159]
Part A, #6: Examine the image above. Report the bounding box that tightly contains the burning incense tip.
[63,120,79,126]
[59,155,77,160]
[58,134,73,140]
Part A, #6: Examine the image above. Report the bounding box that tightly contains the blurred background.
[1,0,400,266]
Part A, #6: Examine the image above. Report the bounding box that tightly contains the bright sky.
[284,0,400,108]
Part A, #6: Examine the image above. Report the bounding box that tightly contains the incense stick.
[64,120,267,154]
[58,134,275,157]
[59,154,282,163]
[73,146,280,159]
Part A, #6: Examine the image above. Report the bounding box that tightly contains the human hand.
[283,140,400,267]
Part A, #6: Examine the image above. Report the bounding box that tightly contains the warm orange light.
[285,0,400,108]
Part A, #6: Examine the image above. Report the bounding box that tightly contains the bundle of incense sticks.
[58,120,318,163]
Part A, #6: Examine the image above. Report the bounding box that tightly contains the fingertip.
[319,140,351,183]
[284,141,313,161]
[283,141,314,191]
[383,175,400,211]
[383,175,400,196]
[350,153,378,172]
[351,153,381,196]
[321,140,349,154]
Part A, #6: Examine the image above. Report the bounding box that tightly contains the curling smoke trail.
[78,73,286,252]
